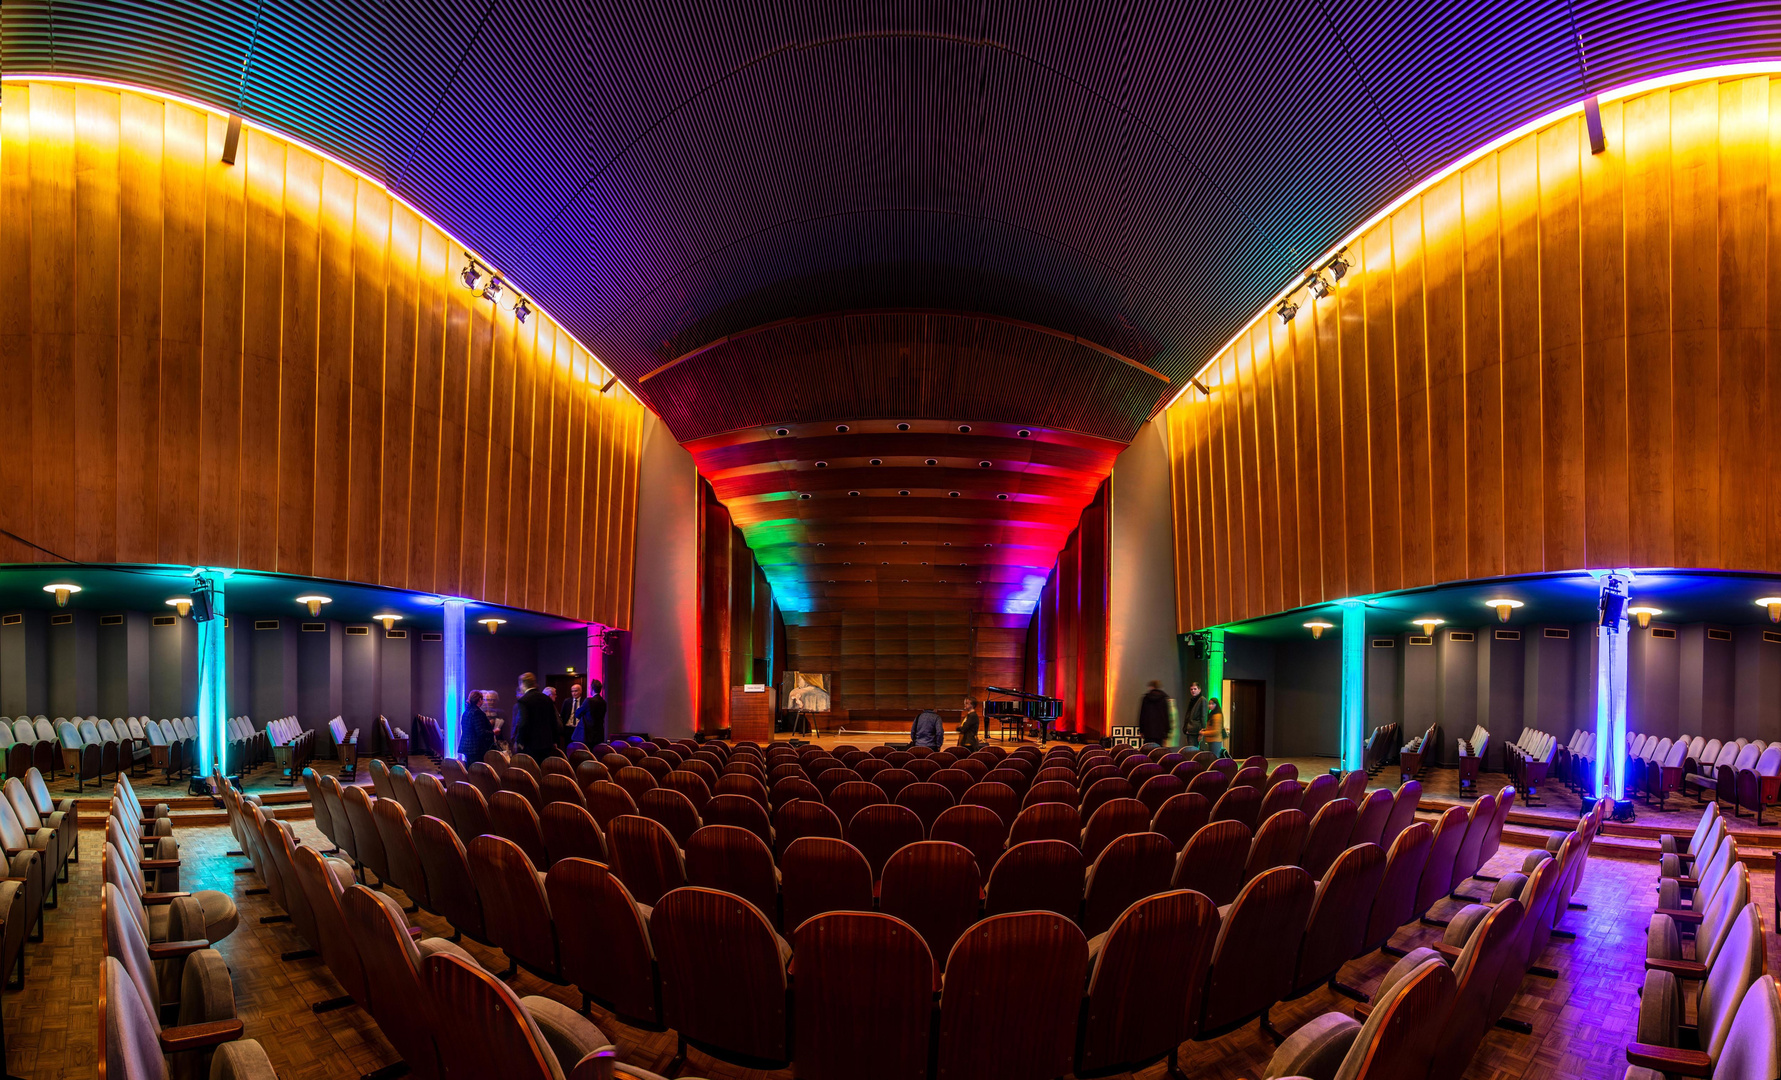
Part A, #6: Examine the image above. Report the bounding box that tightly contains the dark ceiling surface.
[8,2,1776,618]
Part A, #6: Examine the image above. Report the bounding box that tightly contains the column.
[1340,601,1366,772]
[1596,572,1631,803]
[443,599,466,760]
[194,570,228,775]
[1205,627,1226,739]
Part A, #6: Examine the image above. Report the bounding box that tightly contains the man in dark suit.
[514,672,560,760]
[571,680,607,746]
[561,683,586,742]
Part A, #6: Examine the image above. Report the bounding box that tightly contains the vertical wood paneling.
[1166,73,1781,631]
[3,81,643,627]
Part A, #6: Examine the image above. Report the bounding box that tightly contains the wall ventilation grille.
[1408,635,1433,645]
[1371,638,1396,648]
[1544,627,1570,639]
[346,625,370,636]
[1708,628,1732,641]
[1766,631,1781,644]
[100,614,124,626]
[0,614,20,626]
[1449,631,1475,642]
[1495,629,1521,640]
[152,615,176,626]
[1652,627,1678,639]
[255,620,280,631]
[421,632,443,642]
[302,622,326,632]
[386,629,407,639]
[50,613,73,626]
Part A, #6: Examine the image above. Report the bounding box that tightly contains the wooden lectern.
[729,685,777,743]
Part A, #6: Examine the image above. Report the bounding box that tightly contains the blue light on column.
[194,569,228,776]
[1340,601,1366,772]
[443,598,466,759]
[1590,570,1633,804]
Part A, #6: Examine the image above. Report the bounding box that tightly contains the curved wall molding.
[0,79,646,626]
[1167,70,1781,632]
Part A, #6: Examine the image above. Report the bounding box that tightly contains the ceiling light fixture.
[165,597,192,617]
[775,428,789,436]
[479,617,507,634]
[997,493,1010,500]
[835,424,849,432]
[898,490,910,496]
[296,594,332,616]
[848,490,861,496]
[870,458,882,466]
[798,493,811,499]
[374,613,403,631]
[1017,429,1031,438]
[814,461,828,467]
[897,423,910,431]
[1627,606,1662,628]
[1485,598,1524,622]
[1304,620,1334,639]
[925,458,938,466]
[958,425,972,433]
[1413,617,1444,635]
[42,583,81,607]
[1758,598,1781,624]
[949,491,960,497]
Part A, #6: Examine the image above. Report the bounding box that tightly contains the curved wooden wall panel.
[1166,72,1781,632]
[0,81,645,626]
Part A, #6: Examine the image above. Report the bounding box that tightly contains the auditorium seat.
[1080,798,1150,861]
[1171,818,1250,906]
[983,839,1083,920]
[894,781,955,835]
[1413,807,1470,923]
[1445,792,1497,899]
[258,816,338,960]
[1651,861,1750,977]
[1261,949,1455,1080]
[768,776,821,814]
[587,780,640,832]
[489,791,550,869]
[934,911,1088,1080]
[608,815,688,906]
[876,768,920,800]
[288,843,369,1011]
[540,773,586,809]
[1257,779,1303,821]
[1149,791,1211,850]
[319,776,359,866]
[930,804,1007,875]
[540,802,608,867]
[101,954,277,1080]
[371,798,428,912]
[1288,842,1386,999]
[412,815,488,945]
[1075,889,1219,1079]
[779,836,874,933]
[1199,865,1315,1040]
[1663,800,1721,856]
[341,884,480,1080]
[792,912,937,1080]
[544,858,662,1028]
[1627,905,1766,1077]
[653,886,792,1071]
[685,825,780,926]
[1243,808,1309,881]
[1081,831,1175,937]
[343,786,390,887]
[1187,769,1230,803]
[880,840,982,963]
[1298,799,1358,880]
[1210,785,1262,831]
[1360,822,1432,956]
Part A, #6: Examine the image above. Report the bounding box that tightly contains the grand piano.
[983,686,1064,742]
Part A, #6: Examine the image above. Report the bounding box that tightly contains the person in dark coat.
[458,690,495,763]
[514,672,561,760]
[910,708,944,750]
[1182,681,1208,748]
[1138,681,1173,746]
[956,696,982,752]
[571,680,607,746]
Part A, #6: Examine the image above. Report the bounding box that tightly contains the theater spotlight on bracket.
[1277,299,1300,323]
[1485,598,1524,622]
[479,617,507,634]
[296,594,332,617]
[165,597,193,617]
[42,583,80,607]
[1304,620,1334,639]
[1306,273,1331,299]
[1327,251,1350,281]
[1627,606,1662,628]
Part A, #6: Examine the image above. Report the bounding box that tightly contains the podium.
[730,685,777,743]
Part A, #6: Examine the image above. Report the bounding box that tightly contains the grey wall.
[149,615,197,719]
[47,611,98,718]
[98,613,151,717]
[1268,637,1340,757]
[0,610,48,716]
[252,622,301,723]
[618,413,701,739]
[1107,421,1185,738]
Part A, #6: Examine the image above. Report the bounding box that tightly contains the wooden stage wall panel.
[785,609,1022,715]
[1164,73,1781,631]
[0,81,646,628]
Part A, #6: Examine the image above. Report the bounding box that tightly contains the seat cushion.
[1638,969,1681,1047]
[523,995,610,1080]
[194,890,239,943]
[1443,905,1491,949]
[417,937,479,965]
[211,1040,279,1080]
[1647,913,1681,963]
[1264,1011,1360,1080]
[176,948,235,1028]
[1491,873,1530,903]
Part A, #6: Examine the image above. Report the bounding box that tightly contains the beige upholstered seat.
[1628,905,1767,1077]
[103,884,239,1080]
[103,955,278,1080]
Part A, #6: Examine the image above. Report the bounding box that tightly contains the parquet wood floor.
[12,803,1699,1080]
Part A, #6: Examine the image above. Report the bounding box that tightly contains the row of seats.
[0,767,77,992]
[289,743,1552,1079]
[1397,724,1434,782]
[1363,722,1400,777]
[1503,727,1557,803]
[1631,733,1781,823]
[1456,725,1488,792]
[1628,801,1781,1078]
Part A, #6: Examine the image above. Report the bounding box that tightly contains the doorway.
[1223,679,1267,758]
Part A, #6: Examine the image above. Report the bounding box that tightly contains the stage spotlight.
[1277,299,1299,323]
[482,275,504,303]
[513,298,531,323]
[1329,252,1350,280]
[1307,273,1331,299]
[460,259,480,290]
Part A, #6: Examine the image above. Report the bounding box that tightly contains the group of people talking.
[458,672,607,763]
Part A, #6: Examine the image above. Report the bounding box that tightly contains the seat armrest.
[1646,957,1707,979]
[157,1018,245,1053]
[27,829,53,851]
[141,891,192,904]
[1432,942,1463,962]
[1625,1043,1712,1077]
[1654,907,1704,926]
[147,939,212,961]
[1671,851,1696,865]
[141,858,180,870]
[407,926,424,940]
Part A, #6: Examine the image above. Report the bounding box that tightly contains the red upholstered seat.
[1197,865,1315,1039]
[545,857,661,1027]
[608,814,687,906]
[1170,818,1250,907]
[539,801,607,867]
[792,912,937,1080]
[1082,831,1176,937]
[780,837,874,934]
[880,840,982,964]
[934,911,1088,1080]
[685,824,780,925]
[930,804,1008,875]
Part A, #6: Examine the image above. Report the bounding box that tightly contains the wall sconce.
[296,595,332,617]
[374,614,403,631]
[1485,598,1523,622]
[165,597,192,617]
[1413,617,1444,636]
[479,618,507,634]
[1304,620,1333,640]
[42,583,80,607]
[1757,598,1781,624]
[1627,606,1662,629]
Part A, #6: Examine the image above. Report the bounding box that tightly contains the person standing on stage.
[1137,680,1172,747]
[956,696,982,751]
[910,707,944,750]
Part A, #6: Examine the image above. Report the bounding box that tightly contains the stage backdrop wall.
[0,80,646,627]
[1165,72,1781,632]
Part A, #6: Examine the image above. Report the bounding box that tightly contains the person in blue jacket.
[910,707,944,750]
